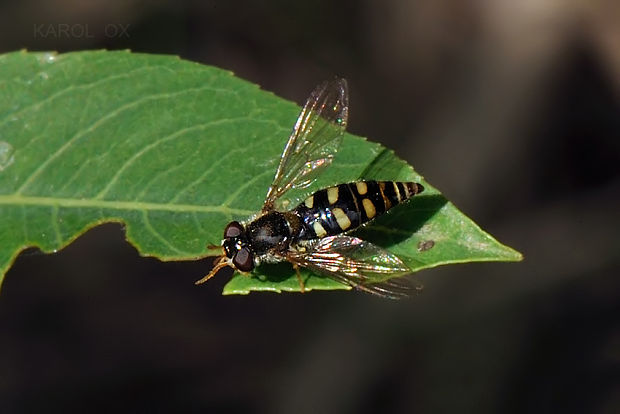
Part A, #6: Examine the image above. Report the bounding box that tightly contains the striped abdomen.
[293,181,424,240]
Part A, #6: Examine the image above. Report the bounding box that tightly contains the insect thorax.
[246,211,299,256]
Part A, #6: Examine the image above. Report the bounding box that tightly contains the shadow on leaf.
[354,194,447,247]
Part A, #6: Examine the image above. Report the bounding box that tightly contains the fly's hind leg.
[293,263,306,293]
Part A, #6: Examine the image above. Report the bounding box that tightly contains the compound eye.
[233,247,254,272]
[224,221,243,238]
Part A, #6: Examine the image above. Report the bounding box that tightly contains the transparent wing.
[263,79,348,211]
[288,236,417,299]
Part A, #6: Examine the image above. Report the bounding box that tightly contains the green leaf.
[0,50,522,295]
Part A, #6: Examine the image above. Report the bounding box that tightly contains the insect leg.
[293,263,305,293]
[206,244,224,253]
[195,256,229,285]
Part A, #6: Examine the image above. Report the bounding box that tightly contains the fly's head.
[194,221,255,286]
[221,221,255,272]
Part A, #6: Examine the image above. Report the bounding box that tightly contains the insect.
[195,79,424,298]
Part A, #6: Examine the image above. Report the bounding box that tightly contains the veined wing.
[263,79,348,211]
[288,236,417,299]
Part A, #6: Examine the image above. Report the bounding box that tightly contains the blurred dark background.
[1,1,619,412]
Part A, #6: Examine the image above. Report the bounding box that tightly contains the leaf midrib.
[0,194,253,215]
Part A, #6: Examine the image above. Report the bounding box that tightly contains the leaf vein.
[50,204,62,245]
[0,65,162,129]
[168,132,271,204]
[221,169,273,208]
[15,84,224,195]
[0,194,254,215]
[141,211,188,256]
[96,117,257,200]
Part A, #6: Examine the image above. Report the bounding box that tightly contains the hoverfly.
[195,79,424,298]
